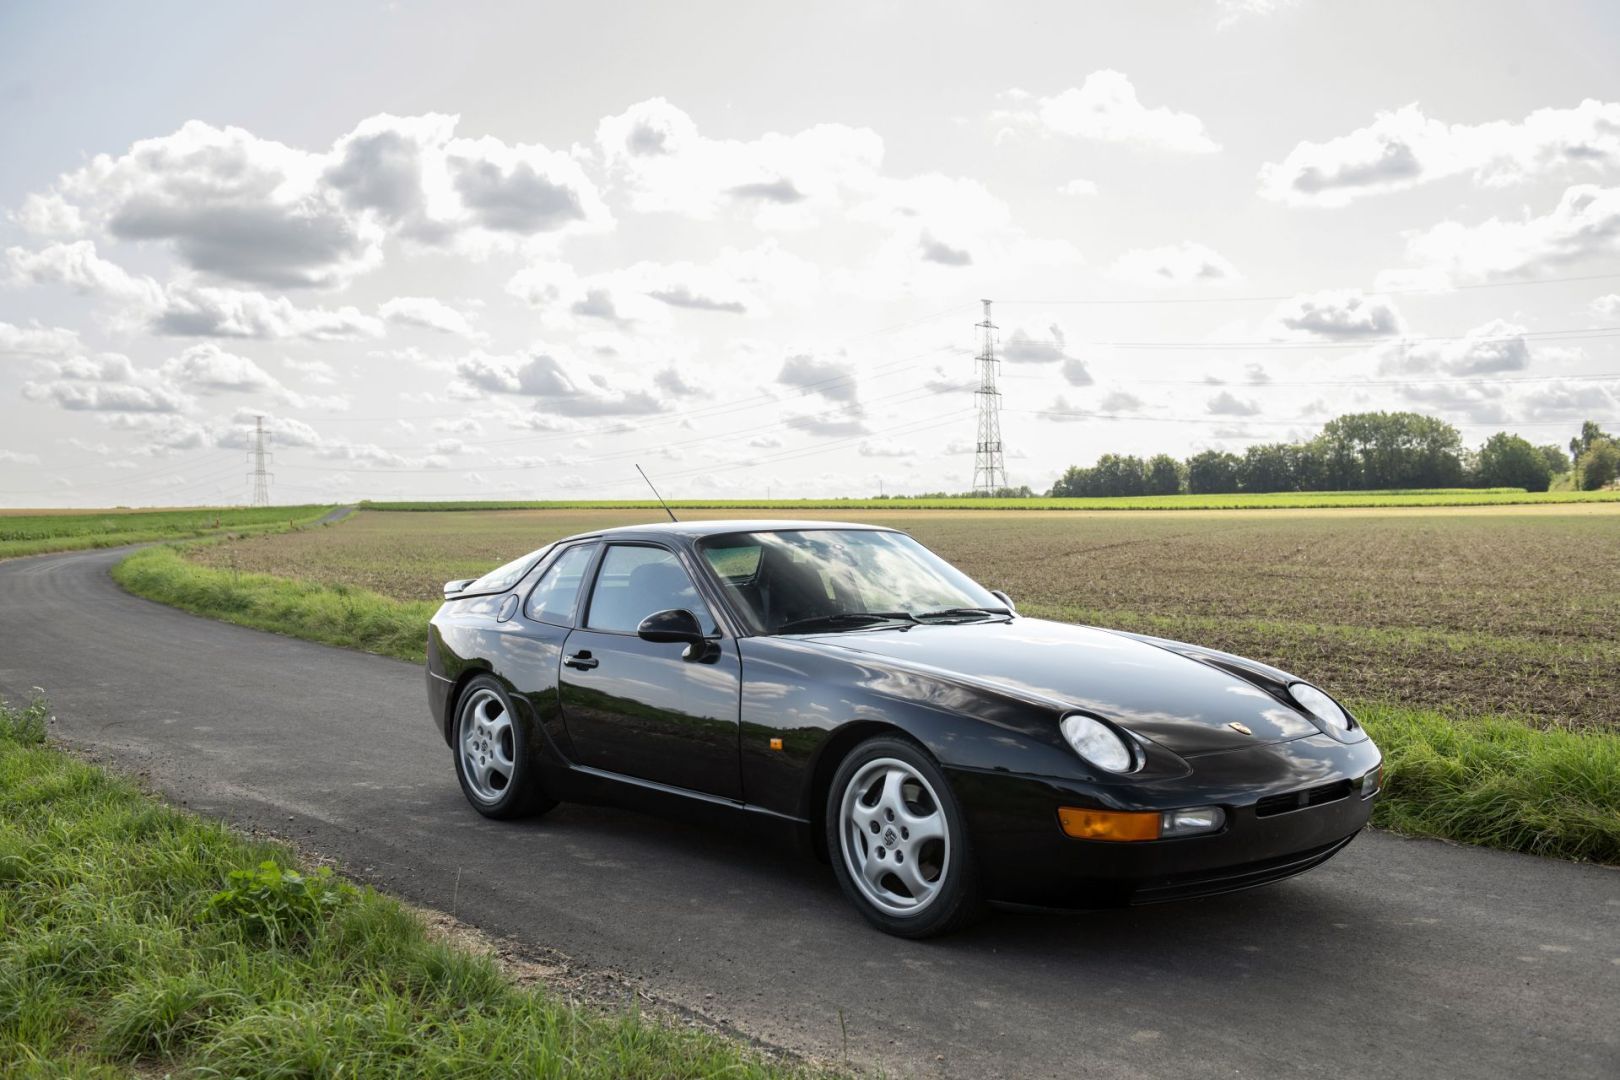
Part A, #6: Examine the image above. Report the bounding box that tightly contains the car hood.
[801,617,1321,757]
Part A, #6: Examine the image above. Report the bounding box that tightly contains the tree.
[1569,421,1612,464]
[1091,454,1147,497]
[1578,439,1620,490]
[1185,450,1242,494]
[1317,411,1465,489]
[1145,454,1183,495]
[1537,444,1572,479]
[1239,443,1299,493]
[1049,465,1092,498]
[1475,432,1552,492]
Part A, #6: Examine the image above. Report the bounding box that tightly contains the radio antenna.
[635,464,678,522]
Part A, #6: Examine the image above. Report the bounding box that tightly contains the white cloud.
[23,379,188,414]
[450,350,663,415]
[1206,390,1260,416]
[1379,319,1534,376]
[1263,289,1404,339]
[380,296,482,338]
[1058,179,1099,196]
[596,97,883,225]
[508,242,819,325]
[16,114,610,293]
[0,319,81,360]
[1001,324,1067,364]
[1062,357,1095,386]
[1003,72,1220,153]
[1100,389,1146,412]
[784,410,868,436]
[1261,100,1620,207]
[280,357,338,385]
[155,283,384,339]
[8,240,383,340]
[1110,241,1239,285]
[1040,394,1089,422]
[1594,294,1620,318]
[161,343,278,393]
[0,449,42,465]
[858,437,917,458]
[1216,0,1299,28]
[777,352,857,402]
[6,239,164,307]
[1399,184,1620,283]
[444,135,609,235]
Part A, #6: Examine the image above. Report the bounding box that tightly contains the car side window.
[523,543,597,626]
[585,545,715,635]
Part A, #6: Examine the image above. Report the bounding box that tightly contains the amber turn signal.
[769,737,784,751]
[1057,807,1162,841]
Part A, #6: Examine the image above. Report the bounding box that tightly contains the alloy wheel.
[459,687,516,802]
[838,756,951,917]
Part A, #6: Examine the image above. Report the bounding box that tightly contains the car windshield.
[697,529,1004,635]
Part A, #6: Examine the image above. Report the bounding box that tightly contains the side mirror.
[638,608,706,649]
[443,578,476,598]
[990,588,1017,613]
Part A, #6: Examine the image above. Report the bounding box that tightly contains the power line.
[1011,407,1613,429]
[271,382,966,475]
[1004,326,1620,352]
[998,370,1620,389]
[998,270,1620,306]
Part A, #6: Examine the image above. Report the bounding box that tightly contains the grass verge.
[113,544,434,663]
[0,505,337,559]
[0,691,823,1078]
[111,546,1620,866]
[1357,706,1619,863]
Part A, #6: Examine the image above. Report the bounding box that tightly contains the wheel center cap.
[883,826,898,847]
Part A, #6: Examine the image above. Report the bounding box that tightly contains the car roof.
[561,519,900,544]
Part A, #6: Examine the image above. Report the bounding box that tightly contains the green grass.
[109,544,1620,866]
[112,544,434,663]
[359,488,1620,512]
[0,691,826,1078]
[0,505,337,559]
[1358,706,1620,863]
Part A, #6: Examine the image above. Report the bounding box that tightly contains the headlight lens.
[1060,714,1135,773]
[1289,683,1351,730]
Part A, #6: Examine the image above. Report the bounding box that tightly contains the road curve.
[1,545,1615,1079]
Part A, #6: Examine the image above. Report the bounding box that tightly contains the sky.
[2,0,1619,507]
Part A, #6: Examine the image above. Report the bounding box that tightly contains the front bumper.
[951,732,1381,909]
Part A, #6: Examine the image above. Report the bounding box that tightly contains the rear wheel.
[453,676,556,819]
[826,735,984,938]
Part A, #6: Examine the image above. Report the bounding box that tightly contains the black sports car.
[427,520,1381,937]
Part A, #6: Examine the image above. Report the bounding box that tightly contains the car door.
[558,541,742,799]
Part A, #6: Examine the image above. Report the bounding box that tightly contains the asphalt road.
[2,545,1616,1079]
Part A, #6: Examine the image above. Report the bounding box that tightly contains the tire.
[452,675,557,820]
[826,735,985,938]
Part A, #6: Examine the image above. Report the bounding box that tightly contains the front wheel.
[453,675,556,820]
[826,735,984,938]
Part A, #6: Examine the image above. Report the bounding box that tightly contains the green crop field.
[0,505,336,559]
[360,487,1620,513]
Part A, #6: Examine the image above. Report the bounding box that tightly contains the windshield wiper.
[912,606,1012,621]
[775,611,919,634]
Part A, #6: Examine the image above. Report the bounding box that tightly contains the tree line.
[1044,413,1618,498]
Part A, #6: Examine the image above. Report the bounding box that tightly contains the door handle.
[564,651,599,670]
